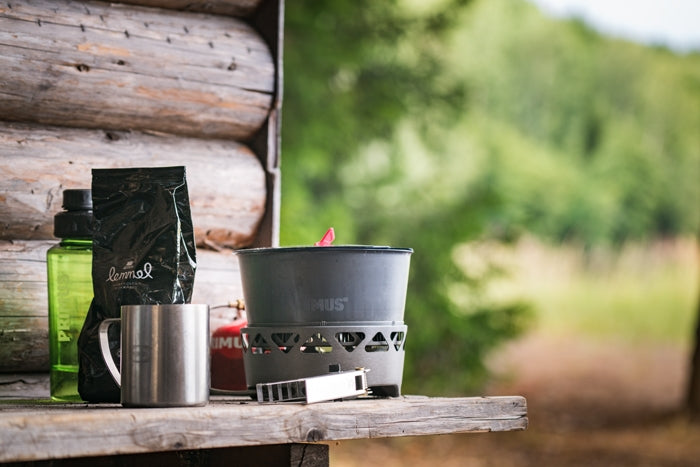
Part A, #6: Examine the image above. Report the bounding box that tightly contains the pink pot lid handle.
[314,227,335,246]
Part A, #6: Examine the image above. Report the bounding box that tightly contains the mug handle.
[98,318,122,387]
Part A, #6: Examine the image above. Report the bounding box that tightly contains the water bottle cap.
[62,189,92,211]
[54,189,93,238]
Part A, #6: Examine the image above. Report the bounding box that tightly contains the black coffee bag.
[78,166,197,402]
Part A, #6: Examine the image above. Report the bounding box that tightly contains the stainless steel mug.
[98,304,210,407]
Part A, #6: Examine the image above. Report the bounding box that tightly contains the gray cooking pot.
[236,246,413,326]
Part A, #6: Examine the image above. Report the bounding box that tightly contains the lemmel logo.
[106,261,154,282]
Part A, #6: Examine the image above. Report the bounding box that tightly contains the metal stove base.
[242,324,407,397]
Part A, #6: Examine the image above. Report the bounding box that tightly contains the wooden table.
[0,392,527,466]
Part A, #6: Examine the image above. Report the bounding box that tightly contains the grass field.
[455,236,699,346]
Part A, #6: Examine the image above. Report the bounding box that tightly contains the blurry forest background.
[280,0,700,406]
[281,0,700,394]
[280,0,700,463]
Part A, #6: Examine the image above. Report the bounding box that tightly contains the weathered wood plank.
[0,240,53,285]
[0,318,49,372]
[0,240,244,372]
[0,123,266,248]
[0,396,527,462]
[0,0,274,140]
[114,0,264,18]
[0,282,47,315]
[0,241,52,371]
[0,373,50,398]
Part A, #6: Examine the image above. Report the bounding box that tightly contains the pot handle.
[98,318,122,387]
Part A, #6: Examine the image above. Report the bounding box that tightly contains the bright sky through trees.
[527,0,700,52]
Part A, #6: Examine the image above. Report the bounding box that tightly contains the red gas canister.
[210,317,248,391]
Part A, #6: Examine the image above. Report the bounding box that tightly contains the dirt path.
[329,332,700,466]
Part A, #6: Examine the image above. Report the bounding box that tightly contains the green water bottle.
[47,189,93,402]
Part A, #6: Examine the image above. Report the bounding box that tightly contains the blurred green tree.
[282,0,471,243]
[449,0,700,245]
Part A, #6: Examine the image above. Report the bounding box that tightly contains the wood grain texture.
[0,317,49,372]
[0,373,50,398]
[0,241,52,371]
[0,123,266,248]
[114,0,264,18]
[0,396,527,462]
[0,0,274,140]
[0,240,244,372]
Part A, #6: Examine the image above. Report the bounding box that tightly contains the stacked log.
[0,0,274,139]
[0,124,267,247]
[0,0,281,372]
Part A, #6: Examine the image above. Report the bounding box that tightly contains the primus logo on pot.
[310,297,349,312]
[106,260,154,282]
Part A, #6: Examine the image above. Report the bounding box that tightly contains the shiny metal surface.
[99,304,210,407]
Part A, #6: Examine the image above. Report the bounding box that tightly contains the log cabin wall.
[0,0,283,372]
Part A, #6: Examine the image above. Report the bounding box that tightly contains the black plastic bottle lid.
[54,189,93,239]
[62,189,92,211]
